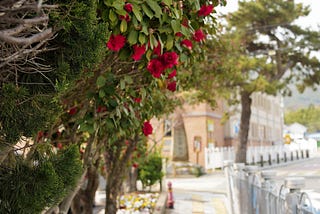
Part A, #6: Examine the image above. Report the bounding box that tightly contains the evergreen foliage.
[0,84,57,145]
[0,145,82,214]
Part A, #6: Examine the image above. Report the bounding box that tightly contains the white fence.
[205,139,318,171]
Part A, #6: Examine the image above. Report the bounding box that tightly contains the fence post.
[268,154,272,165]
[224,160,235,214]
[260,155,264,167]
[284,152,287,162]
[261,171,277,214]
[244,166,259,214]
[284,177,305,214]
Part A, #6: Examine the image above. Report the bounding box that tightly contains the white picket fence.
[205,139,318,171]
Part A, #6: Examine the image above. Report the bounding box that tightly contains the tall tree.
[223,0,320,162]
[183,0,320,163]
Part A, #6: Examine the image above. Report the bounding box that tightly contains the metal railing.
[224,162,320,214]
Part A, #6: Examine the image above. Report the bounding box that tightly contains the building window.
[164,119,172,136]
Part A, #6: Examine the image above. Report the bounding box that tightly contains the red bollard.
[167,181,174,209]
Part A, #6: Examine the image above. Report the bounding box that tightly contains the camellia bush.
[1,0,225,213]
[53,0,226,213]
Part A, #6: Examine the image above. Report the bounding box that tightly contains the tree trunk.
[71,159,100,213]
[235,91,252,163]
[104,137,139,214]
[124,167,138,193]
[85,167,100,213]
[58,169,87,214]
[129,167,138,192]
[105,172,124,214]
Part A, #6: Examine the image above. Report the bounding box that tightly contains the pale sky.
[216,0,320,30]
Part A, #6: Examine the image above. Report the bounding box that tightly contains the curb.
[153,191,168,214]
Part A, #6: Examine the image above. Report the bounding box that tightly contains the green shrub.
[138,153,163,191]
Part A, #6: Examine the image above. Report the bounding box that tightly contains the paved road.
[263,155,320,208]
[165,172,229,214]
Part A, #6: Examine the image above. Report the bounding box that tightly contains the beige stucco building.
[150,92,284,168]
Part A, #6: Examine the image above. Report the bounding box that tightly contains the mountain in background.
[283,86,320,110]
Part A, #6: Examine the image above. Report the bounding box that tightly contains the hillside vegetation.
[284,105,320,133]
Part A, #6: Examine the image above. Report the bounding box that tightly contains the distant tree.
[285,105,320,132]
[182,0,320,163]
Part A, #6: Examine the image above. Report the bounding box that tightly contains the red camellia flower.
[167,70,177,79]
[161,52,179,68]
[96,106,107,113]
[106,34,126,52]
[175,32,183,37]
[142,121,153,136]
[147,58,165,78]
[134,97,142,103]
[124,3,133,13]
[153,42,161,56]
[132,44,146,61]
[167,81,177,92]
[36,131,44,142]
[68,107,77,115]
[182,18,189,27]
[132,163,139,168]
[181,39,193,50]
[120,14,131,22]
[198,4,214,17]
[57,142,63,149]
[193,29,206,42]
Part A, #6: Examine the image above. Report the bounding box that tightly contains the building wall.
[224,92,284,147]
[150,93,284,169]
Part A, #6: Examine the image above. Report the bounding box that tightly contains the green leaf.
[120,19,127,33]
[171,20,181,34]
[142,3,154,19]
[181,26,191,37]
[166,35,174,50]
[146,0,162,18]
[109,10,117,22]
[109,99,118,107]
[132,6,143,22]
[96,76,106,88]
[124,76,133,84]
[99,89,106,98]
[142,25,149,35]
[123,106,129,116]
[116,107,121,118]
[120,79,125,90]
[138,33,146,44]
[104,0,112,6]
[141,88,147,100]
[149,34,158,49]
[162,0,172,6]
[128,30,138,45]
[79,123,94,134]
[113,1,126,15]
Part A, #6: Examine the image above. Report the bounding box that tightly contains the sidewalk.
[165,171,229,214]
